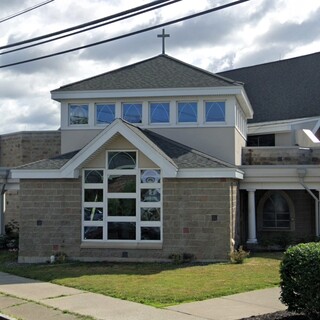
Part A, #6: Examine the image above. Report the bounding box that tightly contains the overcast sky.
[0,0,319,135]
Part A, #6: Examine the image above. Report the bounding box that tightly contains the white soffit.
[240,165,320,190]
[248,116,320,135]
[177,168,244,179]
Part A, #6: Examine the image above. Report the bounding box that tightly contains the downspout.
[297,168,320,237]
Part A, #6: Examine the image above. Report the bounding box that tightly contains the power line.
[0,0,249,69]
[0,0,54,24]
[0,0,181,56]
[0,0,174,50]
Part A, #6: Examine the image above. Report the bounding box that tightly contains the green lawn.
[0,251,282,307]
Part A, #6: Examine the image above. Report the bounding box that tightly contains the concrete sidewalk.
[0,271,286,320]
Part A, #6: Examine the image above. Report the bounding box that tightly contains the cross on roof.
[157,28,170,54]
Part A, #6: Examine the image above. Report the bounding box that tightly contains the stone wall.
[162,178,238,260]
[0,131,61,168]
[18,177,238,263]
[0,131,61,226]
[18,179,81,262]
[242,147,320,165]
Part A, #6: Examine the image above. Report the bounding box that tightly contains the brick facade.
[18,178,238,263]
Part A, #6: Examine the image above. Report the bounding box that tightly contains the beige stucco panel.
[235,130,246,165]
[61,129,102,154]
[83,134,158,168]
[150,127,237,165]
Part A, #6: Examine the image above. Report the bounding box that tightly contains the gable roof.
[12,119,243,179]
[218,52,320,124]
[52,54,240,92]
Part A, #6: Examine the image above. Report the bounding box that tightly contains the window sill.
[81,241,163,250]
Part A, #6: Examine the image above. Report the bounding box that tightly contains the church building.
[1,51,320,263]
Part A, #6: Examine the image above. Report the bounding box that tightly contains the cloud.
[0,0,320,135]
[260,7,320,45]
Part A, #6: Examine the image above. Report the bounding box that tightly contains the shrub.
[0,235,8,249]
[280,242,320,319]
[229,246,250,264]
[168,252,195,264]
[54,251,67,263]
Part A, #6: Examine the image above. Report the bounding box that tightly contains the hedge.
[280,242,320,319]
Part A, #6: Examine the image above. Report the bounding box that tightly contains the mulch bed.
[241,311,308,319]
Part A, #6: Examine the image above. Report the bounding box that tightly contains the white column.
[247,189,258,244]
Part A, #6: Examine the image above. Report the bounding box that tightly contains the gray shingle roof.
[53,54,239,92]
[218,52,320,123]
[16,150,79,170]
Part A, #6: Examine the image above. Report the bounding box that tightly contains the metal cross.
[157,28,170,54]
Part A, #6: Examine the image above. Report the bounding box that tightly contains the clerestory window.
[122,103,142,123]
[96,104,115,124]
[205,101,225,122]
[177,102,197,123]
[69,104,89,125]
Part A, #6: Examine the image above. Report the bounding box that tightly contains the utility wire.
[0,0,174,50]
[0,0,181,56]
[0,0,249,69]
[0,0,54,24]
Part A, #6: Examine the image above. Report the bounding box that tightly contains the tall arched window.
[258,191,294,230]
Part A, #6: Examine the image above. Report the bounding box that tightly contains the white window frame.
[82,168,105,242]
[95,103,116,126]
[177,101,198,124]
[81,151,162,244]
[122,102,143,124]
[149,102,170,125]
[69,103,89,126]
[204,100,226,124]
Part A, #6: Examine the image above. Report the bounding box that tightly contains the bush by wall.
[280,242,320,319]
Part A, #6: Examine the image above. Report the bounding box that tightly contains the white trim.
[11,167,245,180]
[60,119,177,178]
[11,170,64,179]
[248,116,320,135]
[240,165,320,189]
[82,162,163,245]
[177,168,244,179]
